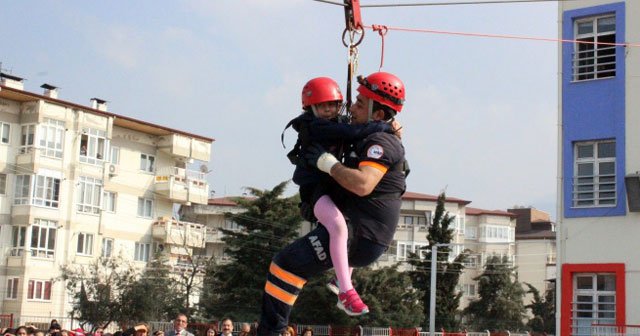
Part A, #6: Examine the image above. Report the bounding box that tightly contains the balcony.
[157,134,211,162]
[154,167,209,205]
[152,217,206,249]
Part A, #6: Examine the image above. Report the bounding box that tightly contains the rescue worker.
[258,71,408,336]
[288,76,394,316]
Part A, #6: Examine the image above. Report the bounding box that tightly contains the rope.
[372,25,388,71]
[363,24,640,47]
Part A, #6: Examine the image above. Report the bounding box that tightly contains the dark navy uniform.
[287,111,392,220]
[258,129,407,336]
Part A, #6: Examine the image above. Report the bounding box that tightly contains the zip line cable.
[313,0,579,7]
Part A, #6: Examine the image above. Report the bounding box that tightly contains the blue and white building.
[558,1,639,335]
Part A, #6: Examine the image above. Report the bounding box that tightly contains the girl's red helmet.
[356,72,405,112]
[301,77,343,108]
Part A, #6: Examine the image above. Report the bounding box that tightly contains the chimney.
[41,83,59,99]
[90,98,108,111]
[0,72,25,90]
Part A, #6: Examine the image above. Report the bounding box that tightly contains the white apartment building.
[557,1,640,335]
[0,73,213,325]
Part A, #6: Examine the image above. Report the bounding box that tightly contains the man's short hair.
[372,101,397,121]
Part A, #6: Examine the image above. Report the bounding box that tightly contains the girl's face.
[282,332,291,336]
[303,332,312,336]
[313,101,341,119]
[207,330,215,336]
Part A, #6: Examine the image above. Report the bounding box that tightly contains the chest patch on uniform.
[367,144,384,159]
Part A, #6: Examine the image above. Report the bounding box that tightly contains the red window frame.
[561,263,625,336]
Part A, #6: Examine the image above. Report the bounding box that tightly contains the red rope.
[372,24,389,71]
[364,24,640,47]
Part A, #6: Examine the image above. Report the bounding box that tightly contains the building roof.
[402,191,471,205]
[0,84,214,142]
[465,207,518,218]
[515,230,556,240]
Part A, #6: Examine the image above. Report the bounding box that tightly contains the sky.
[1,0,559,219]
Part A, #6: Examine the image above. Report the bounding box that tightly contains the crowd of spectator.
[0,315,297,336]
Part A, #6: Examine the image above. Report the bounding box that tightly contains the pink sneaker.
[337,289,369,316]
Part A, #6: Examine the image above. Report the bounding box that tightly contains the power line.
[360,0,578,8]
[312,0,576,7]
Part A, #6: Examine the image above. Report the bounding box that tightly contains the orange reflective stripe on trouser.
[359,161,388,173]
[269,262,307,289]
[264,281,297,306]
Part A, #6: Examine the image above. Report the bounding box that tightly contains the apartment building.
[0,73,213,323]
[557,1,640,335]
[511,207,556,308]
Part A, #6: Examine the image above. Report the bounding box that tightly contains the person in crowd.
[301,329,313,336]
[93,328,104,336]
[14,327,27,336]
[238,324,251,336]
[123,323,149,336]
[166,314,193,336]
[217,319,232,336]
[280,327,294,336]
[205,329,215,336]
[153,331,165,336]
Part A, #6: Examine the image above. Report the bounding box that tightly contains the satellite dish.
[200,164,212,174]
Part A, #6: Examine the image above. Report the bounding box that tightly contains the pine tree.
[406,192,466,330]
[525,282,556,335]
[199,181,302,321]
[463,255,527,331]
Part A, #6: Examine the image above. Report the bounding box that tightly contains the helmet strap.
[367,99,374,122]
[311,105,320,118]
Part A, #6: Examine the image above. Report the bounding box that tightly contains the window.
[102,238,114,257]
[573,15,616,81]
[572,274,616,336]
[224,218,241,231]
[20,124,35,153]
[77,176,103,214]
[38,118,65,158]
[103,191,116,213]
[79,128,108,165]
[397,242,409,261]
[77,232,94,255]
[140,153,155,172]
[462,283,476,297]
[14,175,31,205]
[464,255,479,268]
[465,226,477,239]
[32,175,61,208]
[6,278,18,299]
[399,214,428,230]
[27,279,51,301]
[11,226,27,256]
[137,197,153,218]
[0,122,10,144]
[134,242,151,262]
[573,141,616,207]
[0,173,6,195]
[30,219,57,258]
[110,146,120,164]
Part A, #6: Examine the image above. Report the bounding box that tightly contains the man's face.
[350,94,371,125]
[221,321,233,334]
[174,316,187,331]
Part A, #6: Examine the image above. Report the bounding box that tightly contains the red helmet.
[356,72,405,112]
[301,77,343,108]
